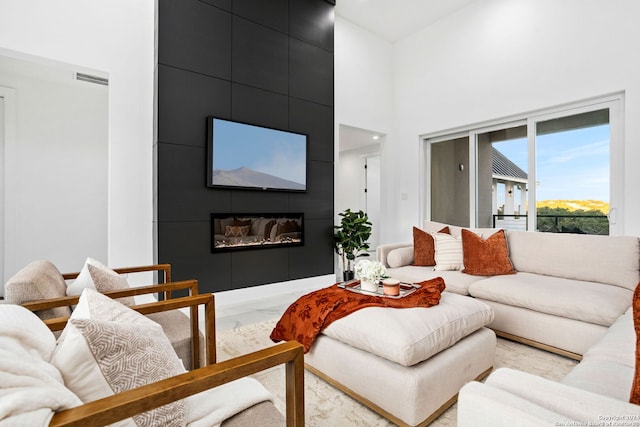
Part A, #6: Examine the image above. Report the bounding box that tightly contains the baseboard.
[213,274,336,308]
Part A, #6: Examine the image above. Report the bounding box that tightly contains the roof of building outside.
[493,147,527,180]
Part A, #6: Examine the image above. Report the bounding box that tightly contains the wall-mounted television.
[207,117,308,191]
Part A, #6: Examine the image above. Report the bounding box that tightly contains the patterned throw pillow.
[87,263,136,306]
[433,232,464,271]
[225,225,250,237]
[51,288,186,427]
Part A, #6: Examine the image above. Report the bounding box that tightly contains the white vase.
[360,278,379,293]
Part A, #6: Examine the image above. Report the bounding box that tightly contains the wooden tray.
[338,279,420,299]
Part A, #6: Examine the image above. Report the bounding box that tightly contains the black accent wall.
[155,0,335,293]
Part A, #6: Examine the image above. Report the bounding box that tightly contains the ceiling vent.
[75,72,109,86]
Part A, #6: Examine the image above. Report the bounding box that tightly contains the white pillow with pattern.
[51,288,186,427]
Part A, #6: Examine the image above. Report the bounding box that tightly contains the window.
[423,95,623,235]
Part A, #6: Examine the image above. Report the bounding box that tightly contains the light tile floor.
[214,289,308,332]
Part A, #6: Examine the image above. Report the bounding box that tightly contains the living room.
[2,0,640,295]
[2,0,640,425]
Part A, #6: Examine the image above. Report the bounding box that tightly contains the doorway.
[364,154,381,252]
[0,53,109,282]
[336,124,384,258]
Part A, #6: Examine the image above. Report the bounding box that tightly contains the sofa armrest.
[460,367,640,425]
[49,340,305,427]
[376,242,412,268]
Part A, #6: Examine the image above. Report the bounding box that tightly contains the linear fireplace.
[211,213,304,252]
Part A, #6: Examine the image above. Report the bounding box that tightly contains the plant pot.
[343,270,355,281]
[360,278,379,293]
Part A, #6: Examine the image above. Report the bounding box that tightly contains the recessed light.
[372,135,380,140]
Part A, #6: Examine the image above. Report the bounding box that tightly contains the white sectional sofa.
[377,220,640,359]
[458,303,640,425]
[377,220,640,423]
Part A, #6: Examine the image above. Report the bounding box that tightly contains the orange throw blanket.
[270,277,446,353]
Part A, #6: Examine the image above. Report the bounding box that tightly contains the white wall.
[0,56,108,282]
[334,16,395,245]
[335,16,394,134]
[378,0,640,241]
[0,0,155,278]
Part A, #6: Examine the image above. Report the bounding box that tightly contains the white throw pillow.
[66,257,134,306]
[387,247,415,268]
[51,288,186,427]
[433,232,464,271]
[66,257,106,295]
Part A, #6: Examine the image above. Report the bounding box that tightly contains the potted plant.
[334,209,372,281]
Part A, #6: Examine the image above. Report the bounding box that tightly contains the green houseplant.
[334,209,373,281]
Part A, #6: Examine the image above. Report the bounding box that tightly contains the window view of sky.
[493,124,610,202]
[213,119,307,185]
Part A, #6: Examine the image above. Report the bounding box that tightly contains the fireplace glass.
[211,213,303,252]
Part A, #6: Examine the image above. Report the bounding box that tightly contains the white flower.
[354,259,386,281]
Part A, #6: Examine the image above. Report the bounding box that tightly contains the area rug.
[216,319,578,426]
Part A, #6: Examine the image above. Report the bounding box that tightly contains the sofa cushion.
[468,272,632,327]
[484,368,640,423]
[52,288,186,427]
[505,230,640,291]
[581,307,635,368]
[384,266,483,295]
[147,309,202,371]
[4,259,71,319]
[562,359,635,402]
[321,292,494,366]
[461,229,515,276]
[186,377,274,427]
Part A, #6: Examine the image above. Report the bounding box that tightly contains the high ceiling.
[335,0,477,42]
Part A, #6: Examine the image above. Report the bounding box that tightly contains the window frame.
[420,93,625,235]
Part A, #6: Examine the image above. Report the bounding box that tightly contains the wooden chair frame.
[22,277,211,368]
[35,292,304,426]
[22,264,208,367]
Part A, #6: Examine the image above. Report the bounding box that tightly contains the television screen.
[207,117,307,191]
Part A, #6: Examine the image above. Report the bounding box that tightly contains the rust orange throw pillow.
[413,226,450,266]
[461,229,515,276]
[630,283,640,404]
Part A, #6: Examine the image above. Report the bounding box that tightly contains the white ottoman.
[305,292,496,426]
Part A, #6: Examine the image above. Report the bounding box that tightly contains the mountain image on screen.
[211,167,305,190]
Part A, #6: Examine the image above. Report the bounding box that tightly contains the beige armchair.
[5,260,207,369]
[1,289,305,426]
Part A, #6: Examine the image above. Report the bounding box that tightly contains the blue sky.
[493,124,610,202]
[212,119,306,185]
